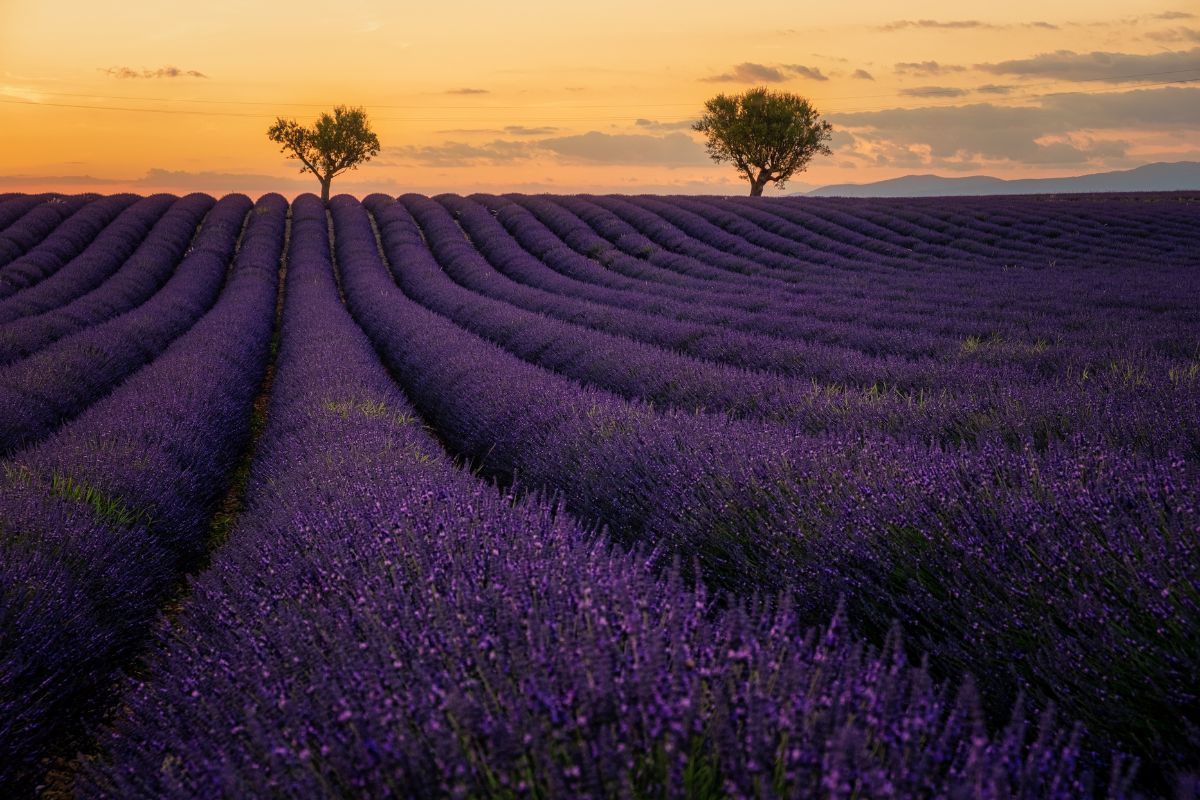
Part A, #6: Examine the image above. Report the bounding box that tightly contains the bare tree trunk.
[748,168,773,196]
[320,175,332,204]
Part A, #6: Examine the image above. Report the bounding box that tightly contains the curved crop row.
[0,195,53,238]
[0,196,256,456]
[78,193,1115,800]
[0,195,96,269]
[0,195,139,300]
[392,195,1200,461]
[448,194,1014,393]
[346,193,1199,779]
[0,194,178,323]
[0,195,243,366]
[0,194,283,793]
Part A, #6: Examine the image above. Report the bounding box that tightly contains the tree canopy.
[694,87,832,196]
[267,105,381,203]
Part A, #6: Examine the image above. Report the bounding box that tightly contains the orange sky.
[1,0,1198,195]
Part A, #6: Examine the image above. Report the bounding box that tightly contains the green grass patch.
[48,471,155,529]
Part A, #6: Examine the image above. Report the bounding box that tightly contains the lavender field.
[0,189,1197,798]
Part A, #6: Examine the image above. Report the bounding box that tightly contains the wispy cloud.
[977,47,1200,82]
[1146,27,1200,43]
[894,61,966,76]
[635,118,698,131]
[850,69,875,81]
[829,86,1199,169]
[539,131,709,166]
[390,140,534,167]
[978,84,1016,94]
[1153,11,1195,20]
[878,19,994,32]
[701,62,829,83]
[101,66,208,79]
[445,87,489,95]
[900,86,969,98]
[784,64,829,81]
[702,62,788,83]
[878,18,1057,32]
[391,131,708,168]
[0,84,44,102]
[503,125,559,136]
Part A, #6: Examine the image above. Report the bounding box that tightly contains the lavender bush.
[79,193,1119,800]
[0,193,282,793]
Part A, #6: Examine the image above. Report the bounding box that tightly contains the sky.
[1,0,1198,196]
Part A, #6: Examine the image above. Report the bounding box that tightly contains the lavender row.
[0,194,178,322]
[829,194,1200,262]
[625,194,1191,327]
[78,193,1114,799]
[700,195,1199,343]
[555,194,1198,358]
[0,195,96,269]
[0,194,282,794]
[0,194,240,367]
[0,195,138,301]
[0,195,251,457]
[348,194,1199,778]
[518,194,1099,363]
[458,193,1006,385]
[0,195,53,239]
[398,192,810,415]
[715,193,1196,270]
[395,195,1200,460]
[447,193,1177,396]
[557,194,1072,343]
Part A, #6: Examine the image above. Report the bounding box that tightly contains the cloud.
[784,64,829,81]
[894,61,966,76]
[878,19,994,31]
[391,131,708,168]
[702,62,788,83]
[977,84,1016,94]
[1041,85,1200,127]
[445,87,489,95]
[850,69,875,80]
[390,140,534,167]
[538,131,709,166]
[102,66,207,79]
[635,118,698,131]
[1146,27,1200,43]
[702,62,833,83]
[433,126,560,136]
[0,173,116,187]
[0,168,400,196]
[504,125,559,136]
[977,47,1200,82]
[1027,21,1060,30]
[900,86,969,98]
[1154,11,1195,20]
[139,168,310,190]
[829,86,1199,168]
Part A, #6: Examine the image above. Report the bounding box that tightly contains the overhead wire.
[0,71,1197,124]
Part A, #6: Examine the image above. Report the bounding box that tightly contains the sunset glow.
[2,0,1198,195]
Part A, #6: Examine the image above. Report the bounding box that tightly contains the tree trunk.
[320,175,332,204]
[748,171,770,197]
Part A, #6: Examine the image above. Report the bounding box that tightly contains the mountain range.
[805,161,1200,197]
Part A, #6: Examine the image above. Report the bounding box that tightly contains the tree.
[267,105,381,203]
[694,87,832,196]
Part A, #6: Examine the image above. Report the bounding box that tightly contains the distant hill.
[806,161,1200,197]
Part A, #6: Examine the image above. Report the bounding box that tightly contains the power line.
[11,65,1200,109]
[2,74,1197,122]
